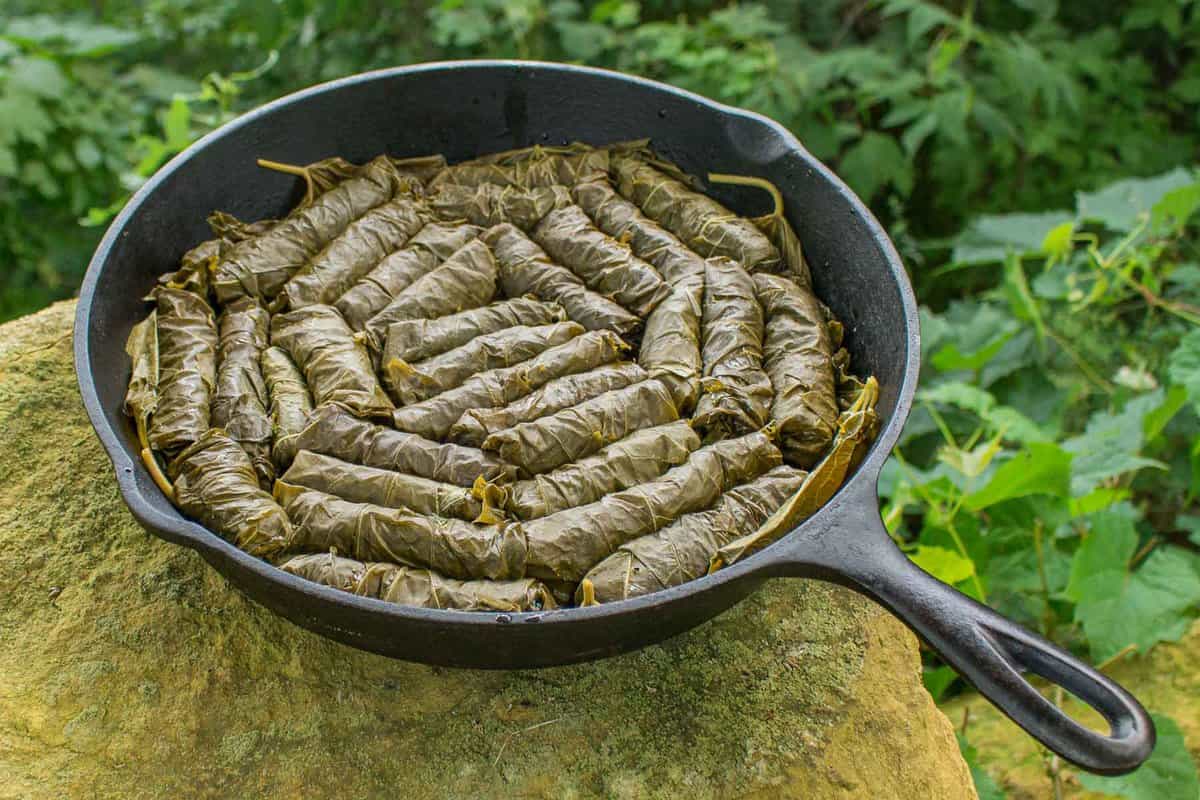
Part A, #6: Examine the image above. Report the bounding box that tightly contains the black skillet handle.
[769,478,1156,776]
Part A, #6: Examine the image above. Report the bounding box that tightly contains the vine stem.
[708,173,784,220]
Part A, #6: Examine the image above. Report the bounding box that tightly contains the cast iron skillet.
[76,61,1154,775]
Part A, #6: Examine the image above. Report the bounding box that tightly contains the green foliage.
[1078,713,1200,799]
[3,2,1200,791]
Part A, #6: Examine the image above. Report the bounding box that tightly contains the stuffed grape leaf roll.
[260,346,313,467]
[280,450,492,523]
[613,155,782,274]
[754,273,838,467]
[482,378,679,476]
[483,224,640,336]
[212,156,403,303]
[390,329,629,441]
[147,286,218,454]
[638,273,704,414]
[531,205,671,317]
[211,297,273,487]
[692,258,774,435]
[505,420,701,520]
[277,551,555,611]
[270,304,394,420]
[274,193,430,312]
[523,429,782,583]
[449,362,646,447]
[334,222,482,330]
[430,145,608,190]
[383,321,583,406]
[361,238,497,353]
[572,177,706,284]
[170,429,293,558]
[276,483,527,581]
[290,405,514,486]
[430,183,572,229]
[578,465,806,603]
[383,297,565,364]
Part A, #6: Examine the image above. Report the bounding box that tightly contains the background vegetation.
[3,1,1198,796]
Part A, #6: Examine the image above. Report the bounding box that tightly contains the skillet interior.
[76,61,918,667]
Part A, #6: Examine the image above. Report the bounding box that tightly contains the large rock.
[0,301,975,799]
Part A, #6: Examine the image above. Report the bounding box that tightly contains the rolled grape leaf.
[146,287,218,454]
[123,311,158,443]
[579,465,806,603]
[277,551,555,611]
[430,144,608,190]
[532,205,671,317]
[754,273,837,467]
[384,297,566,364]
[450,362,646,447]
[638,273,703,414]
[270,305,393,420]
[211,297,274,487]
[170,429,293,558]
[159,237,225,300]
[572,176,706,283]
[482,378,679,476]
[212,156,403,303]
[613,154,782,273]
[383,321,583,405]
[692,257,774,435]
[361,238,497,353]
[711,378,880,569]
[391,329,628,441]
[276,482,527,581]
[280,450,490,523]
[334,222,482,330]
[430,183,572,229]
[506,420,701,520]
[484,223,640,335]
[290,405,514,486]
[524,429,782,583]
[274,193,430,311]
[260,346,313,467]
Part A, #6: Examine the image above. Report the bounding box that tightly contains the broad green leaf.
[922,665,957,702]
[1143,384,1188,441]
[838,131,913,201]
[932,334,1012,373]
[1151,181,1200,232]
[1066,513,1200,661]
[1177,515,1200,547]
[965,443,1072,510]
[3,15,140,57]
[1168,328,1200,414]
[910,545,975,584]
[1063,391,1168,496]
[1076,167,1198,232]
[951,211,1073,264]
[162,97,192,151]
[1078,713,1200,800]
[919,381,1046,444]
[957,734,1008,800]
[6,56,69,99]
[1069,487,1130,517]
[1002,253,1045,344]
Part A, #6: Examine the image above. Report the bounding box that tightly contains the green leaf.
[1168,329,1200,414]
[1151,182,1200,232]
[957,734,1007,800]
[951,211,1073,264]
[1041,221,1075,261]
[922,665,958,702]
[919,381,1047,444]
[6,56,69,99]
[3,15,140,57]
[1144,385,1188,442]
[910,544,976,584]
[161,97,192,151]
[1064,391,1169,496]
[965,443,1072,510]
[838,131,913,201]
[1178,515,1200,547]
[1076,167,1198,233]
[1069,487,1130,517]
[1066,513,1200,661]
[1002,253,1045,344]
[1078,713,1200,800]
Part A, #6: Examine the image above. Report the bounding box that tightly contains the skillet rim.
[74,59,920,629]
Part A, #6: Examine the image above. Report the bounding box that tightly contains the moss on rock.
[0,301,974,799]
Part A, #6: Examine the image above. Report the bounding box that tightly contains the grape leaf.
[1076,167,1198,233]
[1077,713,1200,800]
[1063,391,1168,496]
[1168,329,1200,415]
[951,211,1073,264]
[1065,513,1200,661]
[909,544,976,584]
[919,381,1047,444]
[965,443,1072,510]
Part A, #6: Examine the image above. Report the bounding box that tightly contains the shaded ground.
[0,301,973,799]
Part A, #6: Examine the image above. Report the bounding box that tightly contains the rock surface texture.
[0,301,975,799]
